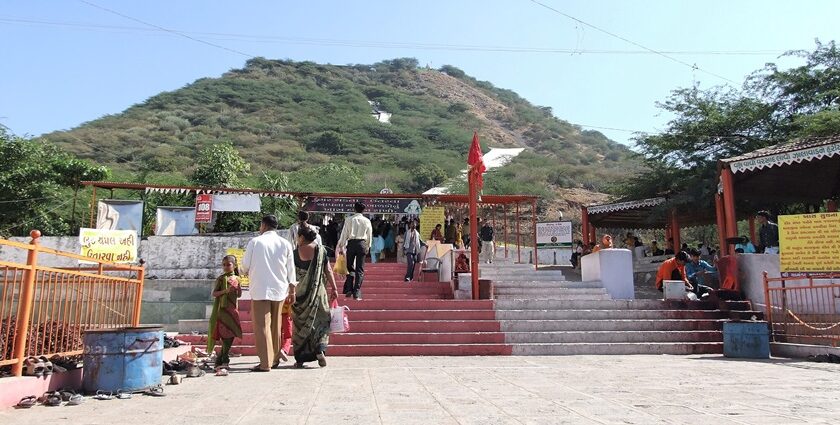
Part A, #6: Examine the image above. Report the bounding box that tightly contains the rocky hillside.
[40,57,639,218]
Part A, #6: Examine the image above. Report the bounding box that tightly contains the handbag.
[333,254,348,276]
[329,300,350,333]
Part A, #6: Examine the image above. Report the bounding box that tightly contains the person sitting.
[591,235,613,253]
[430,224,444,242]
[454,252,470,273]
[634,237,643,247]
[664,238,675,255]
[649,241,665,256]
[735,235,757,254]
[699,243,710,256]
[624,232,635,249]
[685,248,716,298]
[655,251,693,293]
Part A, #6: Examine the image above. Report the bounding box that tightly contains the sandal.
[293,362,305,369]
[185,365,205,378]
[93,391,114,401]
[23,356,45,377]
[16,395,37,409]
[115,390,132,400]
[168,373,182,385]
[67,393,84,406]
[316,352,327,368]
[39,356,55,376]
[250,365,270,372]
[215,368,229,377]
[144,385,166,397]
[42,391,63,407]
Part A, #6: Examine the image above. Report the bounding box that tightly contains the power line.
[527,0,739,84]
[0,17,790,57]
[0,198,74,235]
[77,0,253,58]
[0,196,59,204]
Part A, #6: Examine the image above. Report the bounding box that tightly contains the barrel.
[82,326,164,394]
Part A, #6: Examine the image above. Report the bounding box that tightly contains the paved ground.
[2,355,839,424]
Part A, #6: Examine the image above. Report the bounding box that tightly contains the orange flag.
[467,132,486,189]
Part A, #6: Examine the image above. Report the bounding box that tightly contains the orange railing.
[763,272,840,347]
[0,231,145,376]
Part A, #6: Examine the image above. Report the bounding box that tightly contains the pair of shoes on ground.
[23,356,63,377]
[293,352,327,369]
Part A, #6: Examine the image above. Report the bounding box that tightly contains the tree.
[408,164,448,193]
[53,157,109,230]
[191,141,250,187]
[309,131,347,155]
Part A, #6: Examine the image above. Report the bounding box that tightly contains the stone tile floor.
[2,355,839,424]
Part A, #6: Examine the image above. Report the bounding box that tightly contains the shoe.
[405,277,410,282]
[353,290,362,300]
[316,352,327,368]
[345,292,352,298]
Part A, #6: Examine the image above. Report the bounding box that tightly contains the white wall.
[582,248,634,299]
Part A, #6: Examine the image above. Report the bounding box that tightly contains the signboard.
[79,228,139,264]
[779,212,840,272]
[303,197,421,215]
[155,207,196,236]
[195,194,213,223]
[225,248,250,288]
[536,221,573,249]
[96,200,144,233]
[419,207,445,241]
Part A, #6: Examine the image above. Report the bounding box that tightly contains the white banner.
[96,200,144,234]
[536,221,573,248]
[211,194,261,212]
[155,207,197,236]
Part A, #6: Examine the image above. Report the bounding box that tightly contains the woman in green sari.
[293,226,340,368]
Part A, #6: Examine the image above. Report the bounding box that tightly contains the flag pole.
[468,165,480,300]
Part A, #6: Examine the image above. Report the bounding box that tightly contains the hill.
[40,57,639,219]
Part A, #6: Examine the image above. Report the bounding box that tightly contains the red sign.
[195,194,213,223]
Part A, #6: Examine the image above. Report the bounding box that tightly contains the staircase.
[480,263,762,355]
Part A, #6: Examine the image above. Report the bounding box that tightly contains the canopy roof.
[720,136,840,208]
[586,196,718,229]
[80,181,538,205]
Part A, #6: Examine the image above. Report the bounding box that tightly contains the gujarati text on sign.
[79,228,138,264]
[779,212,840,272]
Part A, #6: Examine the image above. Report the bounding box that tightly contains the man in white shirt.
[403,221,422,281]
[241,215,297,372]
[337,202,373,300]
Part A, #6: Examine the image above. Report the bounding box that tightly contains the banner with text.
[536,221,573,249]
[419,207,446,241]
[225,248,250,288]
[779,212,840,272]
[79,228,139,264]
[195,194,213,223]
[303,197,422,215]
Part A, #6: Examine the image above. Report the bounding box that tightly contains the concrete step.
[500,319,724,332]
[504,330,722,344]
[494,294,612,301]
[494,309,730,321]
[351,309,498,321]
[331,332,506,345]
[327,343,512,356]
[349,320,501,333]
[495,299,717,311]
[491,281,600,289]
[510,342,723,355]
[339,299,495,310]
[494,287,607,295]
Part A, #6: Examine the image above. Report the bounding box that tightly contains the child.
[208,255,242,371]
[371,231,385,264]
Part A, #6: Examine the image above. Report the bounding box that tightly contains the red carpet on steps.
[191,263,512,356]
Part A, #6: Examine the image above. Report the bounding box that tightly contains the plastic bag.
[330,300,350,333]
[333,254,348,276]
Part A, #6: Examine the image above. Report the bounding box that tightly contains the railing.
[763,272,840,347]
[0,230,145,376]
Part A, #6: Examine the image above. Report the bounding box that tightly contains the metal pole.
[532,199,538,270]
[12,230,41,376]
[715,193,727,256]
[132,261,146,326]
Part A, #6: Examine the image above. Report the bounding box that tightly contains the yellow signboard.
[225,248,250,288]
[79,228,138,263]
[779,212,840,272]
[419,207,445,242]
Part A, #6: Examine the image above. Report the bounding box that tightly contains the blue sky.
[1,0,837,146]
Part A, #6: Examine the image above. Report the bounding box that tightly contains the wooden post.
[715,193,728,256]
[671,209,681,253]
[532,199,538,270]
[503,204,509,259]
[88,186,97,228]
[516,202,521,264]
[721,167,738,250]
[12,230,41,376]
[581,206,590,246]
[468,168,480,300]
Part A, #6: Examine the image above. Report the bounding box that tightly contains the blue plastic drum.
[82,326,164,394]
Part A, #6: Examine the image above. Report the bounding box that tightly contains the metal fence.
[763,272,840,347]
[0,231,145,376]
